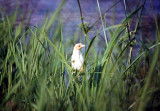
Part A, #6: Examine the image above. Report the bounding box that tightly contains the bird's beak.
[81,44,85,48]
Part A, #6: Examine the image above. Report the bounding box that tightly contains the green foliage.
[0,0,160,111]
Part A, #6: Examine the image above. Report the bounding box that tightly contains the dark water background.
[0,0,159,29]
[0,0,160,51]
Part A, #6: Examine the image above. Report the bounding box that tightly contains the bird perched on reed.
[71,43,85,72]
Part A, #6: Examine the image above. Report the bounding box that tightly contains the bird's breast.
[71,53,84,70]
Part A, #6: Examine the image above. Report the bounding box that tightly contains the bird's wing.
[79,53,84,63]
[71,54,75,62]
[71,55,75,68]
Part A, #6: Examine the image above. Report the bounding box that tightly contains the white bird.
[71,43,85,72]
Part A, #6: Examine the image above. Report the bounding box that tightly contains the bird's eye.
[78,45,81,47]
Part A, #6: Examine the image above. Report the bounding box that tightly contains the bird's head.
[74,43,85,50]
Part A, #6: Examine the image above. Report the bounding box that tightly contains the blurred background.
[0,0,160,57]
[0,0,160,38]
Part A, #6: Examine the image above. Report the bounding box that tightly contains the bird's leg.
[72,69,76,75]
[80,67,83,72]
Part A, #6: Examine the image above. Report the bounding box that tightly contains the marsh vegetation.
[0,0,160,111]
